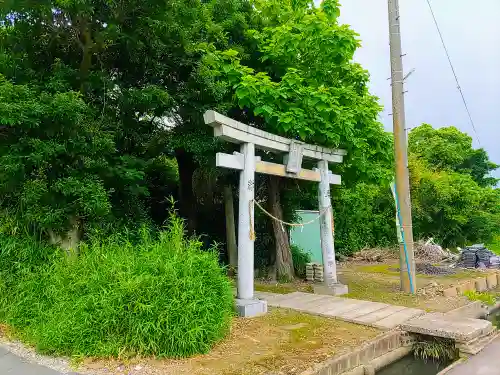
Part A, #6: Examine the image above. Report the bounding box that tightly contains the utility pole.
[388,0,416,293]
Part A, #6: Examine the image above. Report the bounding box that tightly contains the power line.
[425,0,482,146]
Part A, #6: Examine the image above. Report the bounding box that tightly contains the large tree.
[409,124,499,187]
[409,155,500,247]
[408,124,500,246]
[0,0,253,245]
[198,0,393,278]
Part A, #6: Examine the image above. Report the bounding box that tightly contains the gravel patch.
[391,262,455,276]
[415,263,455,276]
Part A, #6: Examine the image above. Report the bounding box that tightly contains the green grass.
[0,215,234,358]
[356,264,400,276]
[431,270,482,280]
[344,278,421,308]
[356,262,481,283]
[463,290,496,306]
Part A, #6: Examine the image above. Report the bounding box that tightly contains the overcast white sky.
[328,0,500,177]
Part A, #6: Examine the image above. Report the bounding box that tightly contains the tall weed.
[1,215,234,358]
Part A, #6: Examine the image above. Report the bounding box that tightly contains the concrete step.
[401,313,493,342]
[458,326,496,346]
[457,330,499,355]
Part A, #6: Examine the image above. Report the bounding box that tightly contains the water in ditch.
[376,355,449,375]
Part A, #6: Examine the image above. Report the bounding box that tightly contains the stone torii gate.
[204,110,349,317]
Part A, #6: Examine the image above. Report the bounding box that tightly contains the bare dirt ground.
[77,309,379,375]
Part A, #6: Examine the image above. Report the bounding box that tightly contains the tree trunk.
[223,184,238,271]
[268,176,294,281]
[49,216,81,257]
[175,149,197,233]
[78,19,94,93]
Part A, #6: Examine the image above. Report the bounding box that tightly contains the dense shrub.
[0,216,234,358]
[490,235,500,255]
[410,156,500,247]
[333,183,396,255]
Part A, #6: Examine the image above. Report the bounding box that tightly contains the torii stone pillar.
[204,110,348,317]
[237,142,255,302]
[314,160,348,296]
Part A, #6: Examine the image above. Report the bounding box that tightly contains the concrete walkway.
[445,337,500,375]
[256,291,425,329]
[0,346,65,375]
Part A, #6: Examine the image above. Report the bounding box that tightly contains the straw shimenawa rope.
[249,199,332,240]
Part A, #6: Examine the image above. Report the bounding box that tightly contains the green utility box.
[290,210,323,264]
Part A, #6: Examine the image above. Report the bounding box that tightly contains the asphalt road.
[0,346,66,375]
[446,337,500,375]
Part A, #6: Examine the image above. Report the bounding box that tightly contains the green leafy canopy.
[198,0,393,185]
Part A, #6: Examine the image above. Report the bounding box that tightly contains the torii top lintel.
[204,110,347,164]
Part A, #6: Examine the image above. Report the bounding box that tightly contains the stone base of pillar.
[313,283,349,296]
[235,298,268,317]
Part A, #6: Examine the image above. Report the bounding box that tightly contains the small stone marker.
[305,263,315,282]
[313,263,324,282]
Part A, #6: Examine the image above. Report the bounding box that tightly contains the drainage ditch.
[376,355,450,375]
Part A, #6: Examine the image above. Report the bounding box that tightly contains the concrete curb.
[325,347,412,375]
[436,357,467,375]
[299,330,413,375]
[369,346,412,371]
[443,271,500,297]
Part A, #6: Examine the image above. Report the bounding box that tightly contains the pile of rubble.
[457,244,500,269]
[417,281,443,297]
[414,238,458,263]
[350,239,457,263]
[351,247,399,262]
[350,239,500,271]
